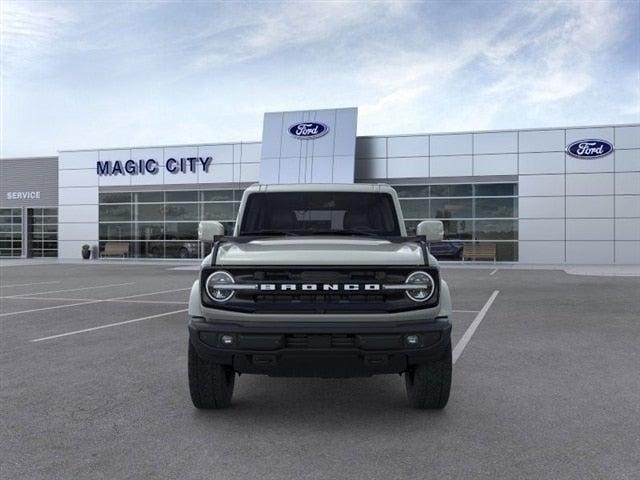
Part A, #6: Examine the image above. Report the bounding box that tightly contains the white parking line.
[1,296,82,302]
[452,309,480,313]
[115,287,190,300]
[31,309,188,342]
[106,299,187,305]
[0,300,101,317]
[0,280,61,288]
[5,282,136,298]
[0,287,191,318]
[452,290,499,364]
[489,269,498,276]
[0,296,187,305]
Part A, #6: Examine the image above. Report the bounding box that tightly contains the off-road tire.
[405,340,452,409]
[188,340,235,409]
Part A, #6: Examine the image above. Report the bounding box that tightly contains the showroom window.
[98,189,241,258]
[396,183,518,261]
[98,184,518,261]
[0,208,23,257]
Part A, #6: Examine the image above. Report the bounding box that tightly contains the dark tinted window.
[99,204,132,221]
[394,185,430,198]
[202,190,234,201]
[165,222,198,240]
[430,184,472,197]
[240,192,400,236]
[135,204,164,221]
[441,220,472,240]
[475,220,518,240]
[136,191,164,203]
[474,183,518,196]
[475,198,517,218]
[99,192,132,203]
[202,203,235,220]
[430,198,472,218]
[166,191,198,202]
[99,223,133,240]
[165,203,198,221]
[399,199,428,219]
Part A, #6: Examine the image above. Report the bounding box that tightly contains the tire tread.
[188,341,235,409]
[405,341,452,409]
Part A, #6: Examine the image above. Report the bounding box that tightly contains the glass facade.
[98,183,518,261]
[396,182,518,261]
[98,189,242,258]
[27,208,58,257]
[0,208,23,257]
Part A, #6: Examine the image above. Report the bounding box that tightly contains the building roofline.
[41,121,640,155]
[0,156,58,161]
[355,122,640,139]
[58,140,262,154]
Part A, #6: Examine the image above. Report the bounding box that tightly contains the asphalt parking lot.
[1,262,639,480]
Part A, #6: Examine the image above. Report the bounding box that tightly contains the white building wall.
[354,124,640,264]
[58,142,260,258]
[58,151,100,259]
[517,129,566,264]
[55,122,639,264]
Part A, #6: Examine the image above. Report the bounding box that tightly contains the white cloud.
[0,1,76,70]
[189,1,404,70]
[0,0,637,157]
[358,0,632,135]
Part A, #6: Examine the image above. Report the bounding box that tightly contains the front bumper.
[188,316,451,378]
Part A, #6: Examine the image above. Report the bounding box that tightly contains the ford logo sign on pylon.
[288,122,329,139]
[566,139,614,159]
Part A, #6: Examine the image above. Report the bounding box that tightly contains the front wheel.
[405,340,452,409]
[188,340,235,409]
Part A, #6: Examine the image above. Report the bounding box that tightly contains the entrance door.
[26,208,58,257]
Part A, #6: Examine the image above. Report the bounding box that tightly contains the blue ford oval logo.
[288,122,329,139]
[566,139,614,159]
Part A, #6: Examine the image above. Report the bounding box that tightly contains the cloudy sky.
[1,0,638,157]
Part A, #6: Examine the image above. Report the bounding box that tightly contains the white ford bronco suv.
[188,184,452,409]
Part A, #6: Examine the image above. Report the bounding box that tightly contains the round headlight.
[205,271,235,302]
[405,271,435,302]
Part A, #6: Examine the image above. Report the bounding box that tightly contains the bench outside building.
[462,243,497,263]
[102,242,129,258]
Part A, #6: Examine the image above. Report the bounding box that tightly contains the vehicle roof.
[244,183,396,194]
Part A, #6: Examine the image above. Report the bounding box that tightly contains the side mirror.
[198,221,225,241]
[416,220,444,242]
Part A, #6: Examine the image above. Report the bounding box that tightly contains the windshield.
[239,192,401,237]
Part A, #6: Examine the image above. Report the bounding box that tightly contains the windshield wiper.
[239,229,299,237]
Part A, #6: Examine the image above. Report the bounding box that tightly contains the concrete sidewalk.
[440,262,640,276]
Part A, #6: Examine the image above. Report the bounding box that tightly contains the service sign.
[566,139,614,159]
[288,122,329,140]
[6,191,41,200]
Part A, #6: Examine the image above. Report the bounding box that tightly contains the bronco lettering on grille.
[258,283,381,292]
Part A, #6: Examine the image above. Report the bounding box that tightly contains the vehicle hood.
[215,237,425,266]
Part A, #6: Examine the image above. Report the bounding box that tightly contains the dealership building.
[1,107,638,264]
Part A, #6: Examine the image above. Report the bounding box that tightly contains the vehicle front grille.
[233,269,406,284]
[201,267,439,313]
